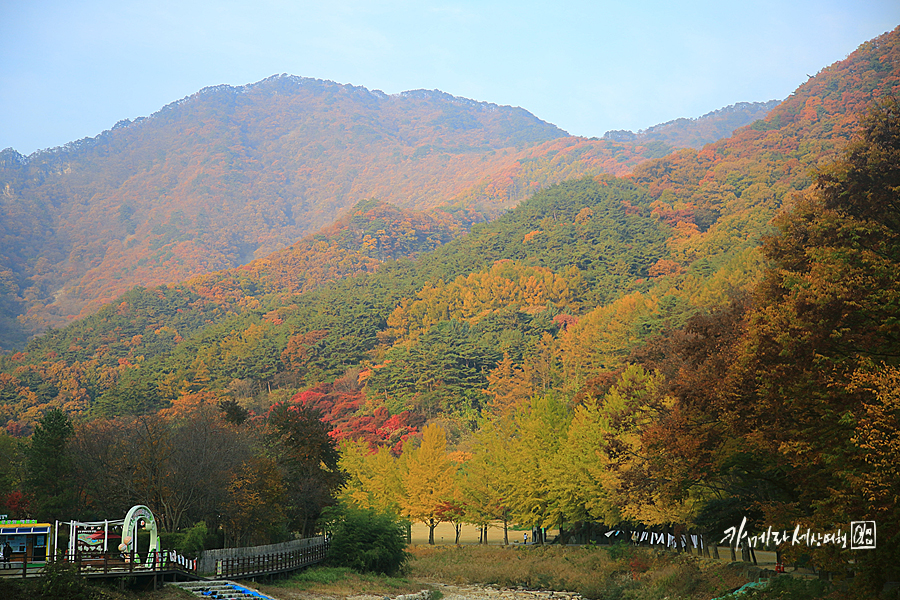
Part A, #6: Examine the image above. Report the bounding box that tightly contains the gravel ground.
[343,585,585,600]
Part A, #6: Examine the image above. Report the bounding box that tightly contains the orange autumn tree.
[482,352,534,416]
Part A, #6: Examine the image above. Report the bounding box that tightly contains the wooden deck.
[0,538,328,583]
[0,552,201,581]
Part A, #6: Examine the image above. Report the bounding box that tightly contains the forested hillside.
[0,176,670,426]
[0,25,898,597]
[0,76,773,347]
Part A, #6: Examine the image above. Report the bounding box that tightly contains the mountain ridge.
[3,74,568,162]
[603,100,782,147]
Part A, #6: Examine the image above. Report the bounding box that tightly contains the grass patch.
[258,565,427,597]
[739,576,838,599]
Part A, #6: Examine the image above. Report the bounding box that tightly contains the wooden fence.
[0,549,197,579]
[213,537,329,579]
[0,538,327,581]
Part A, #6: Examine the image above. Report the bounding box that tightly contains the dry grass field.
[406,544,750,599]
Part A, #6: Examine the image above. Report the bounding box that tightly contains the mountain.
[0,77,566,346]
[1,77,773,349]
[602,100,781,147]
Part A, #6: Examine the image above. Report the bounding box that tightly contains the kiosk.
[0,520,51,565]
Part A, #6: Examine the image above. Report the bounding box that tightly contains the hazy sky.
[1,1,898,156]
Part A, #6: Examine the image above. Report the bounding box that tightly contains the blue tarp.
[229,583,273,599]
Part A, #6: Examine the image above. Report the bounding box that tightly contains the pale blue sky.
[1,1,898,156]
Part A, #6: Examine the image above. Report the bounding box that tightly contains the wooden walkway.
[211,537,329,579]
[0,537,329,583]
[0,551,200,582]
[0,561,47,578]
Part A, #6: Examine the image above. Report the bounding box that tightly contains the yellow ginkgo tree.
[338,439,405,516]
[401,423,460,544]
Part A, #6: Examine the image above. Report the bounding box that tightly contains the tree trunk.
[503,518,508,546]
[428,519,436,545]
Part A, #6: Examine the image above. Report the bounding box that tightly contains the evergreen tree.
[266,402,343,537]
[25,409,76,521]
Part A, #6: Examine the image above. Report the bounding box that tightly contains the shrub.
[159,530,185,553]
[606,541,634,561]
[158,521,209,558]
[37,561,95,600]
[742,576,832,599]
[180,521,209,558]
[326,505,409,575]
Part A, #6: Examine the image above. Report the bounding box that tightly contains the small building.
[0,520,51,564]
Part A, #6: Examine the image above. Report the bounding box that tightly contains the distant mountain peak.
[602,100,781,149]
[397,88,493,109]
[0,148,26,167]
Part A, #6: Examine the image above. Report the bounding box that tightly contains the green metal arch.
[119,505,160,567]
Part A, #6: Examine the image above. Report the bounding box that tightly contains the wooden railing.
[1,540,327,581]
[213,538,329,579]
[0,559,43,578]
[36,549,196,578]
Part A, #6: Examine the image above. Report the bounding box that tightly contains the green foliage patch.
[324,504,410,575]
